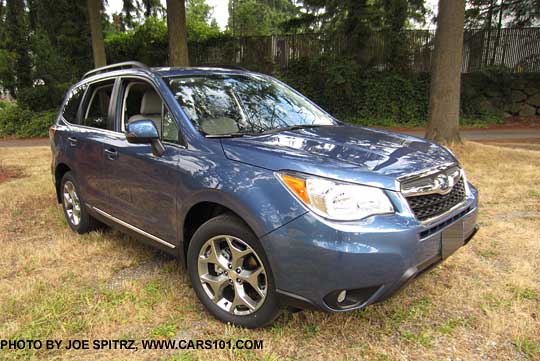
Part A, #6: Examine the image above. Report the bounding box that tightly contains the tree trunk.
[87,0,107,68]
[166,0,189,67]
[484,0,495,66]
[490,0,505,66]
[425,0,465,144]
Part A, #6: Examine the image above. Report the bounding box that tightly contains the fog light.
[337,290,347,303]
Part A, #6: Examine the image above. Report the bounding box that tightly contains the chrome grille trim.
[401,166,462,197]
[399,163,469,222]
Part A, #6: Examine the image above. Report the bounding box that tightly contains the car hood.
[221,125,457,191]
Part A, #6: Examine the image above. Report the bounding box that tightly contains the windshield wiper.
[204,131,257,138]
[205,124,334,138]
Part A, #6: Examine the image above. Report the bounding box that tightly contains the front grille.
[406,178,466,221]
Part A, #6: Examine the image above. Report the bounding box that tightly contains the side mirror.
[126,119,165,157]
[126,119,159,144]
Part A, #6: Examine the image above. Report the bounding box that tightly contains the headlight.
[276,172,394,221]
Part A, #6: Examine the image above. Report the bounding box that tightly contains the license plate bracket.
[441,221,464,259]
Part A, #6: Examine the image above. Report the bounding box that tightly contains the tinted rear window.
[62,84,87,124]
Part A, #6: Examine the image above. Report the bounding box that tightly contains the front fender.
[177,152,307,242]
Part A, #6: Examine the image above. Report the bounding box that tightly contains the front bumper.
[260,183,479,312]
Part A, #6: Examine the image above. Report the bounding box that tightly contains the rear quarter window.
[62,84,88,124]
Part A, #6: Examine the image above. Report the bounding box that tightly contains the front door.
[102,78,181,247]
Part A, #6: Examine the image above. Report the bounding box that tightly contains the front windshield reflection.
[167,74,337,136]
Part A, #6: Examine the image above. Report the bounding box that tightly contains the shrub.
[106,18,168,66]
[0,103,56,138]
[278,57,431,124]
[278,57,511,126]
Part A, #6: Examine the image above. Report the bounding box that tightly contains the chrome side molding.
[89,205,176,249]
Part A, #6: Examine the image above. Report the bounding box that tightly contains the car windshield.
[166,74,337,136]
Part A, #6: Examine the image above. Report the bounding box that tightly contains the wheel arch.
[54,163,72,203]
[180,197,265,266]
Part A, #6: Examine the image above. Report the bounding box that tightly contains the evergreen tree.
[31,0,93,79]
[1,0,32,97]
[282,0,426,66]
[0,0,5,42]
[122,0,141,28]
[141,0,163,18]
[186,0,221,41]
[228,0,299,36]
[466,0,540,28]
[1,0,94,108]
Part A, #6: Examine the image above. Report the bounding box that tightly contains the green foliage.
[122,0,141,29]
[106,15,227,66]
[466,0,540,29]
[141,0,163,18]
[186,0,221,41]
[354,72,430,123]
[514,337,540,359]
[151,323,177,338]
[0,0,91,111]
[1,0,33,95]
[278,57,430,124]
[106,17,168,66]
[228,0,299,36]
[17,83,68,113]
[285,0,427,69]
[0,103,56,138]
[278,57,512,126]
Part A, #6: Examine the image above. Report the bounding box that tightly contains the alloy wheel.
[63,180,81,226]
[197,235,267,316]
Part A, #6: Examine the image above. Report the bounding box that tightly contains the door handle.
[105,148,118,160]
[67,137,78,147]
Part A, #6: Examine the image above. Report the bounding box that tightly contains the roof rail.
[82,61,149,79]
[206,64,249,71]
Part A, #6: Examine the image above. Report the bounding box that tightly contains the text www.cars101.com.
[141,339,263,350]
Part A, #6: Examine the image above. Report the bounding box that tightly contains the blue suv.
[50,62,479,328]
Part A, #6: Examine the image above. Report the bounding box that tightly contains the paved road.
[1,128,540,148]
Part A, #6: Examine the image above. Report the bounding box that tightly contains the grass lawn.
[0,142,539,360]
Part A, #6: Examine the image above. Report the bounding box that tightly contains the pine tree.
[227,0,298,36]
[2,0,33,96]
[122,0,140,28]
[141,0,162,18]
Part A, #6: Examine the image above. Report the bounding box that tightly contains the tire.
[60,172,100,234]
[187,214,280,328]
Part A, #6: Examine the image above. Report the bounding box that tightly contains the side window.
[121,79,179,143]
[162,108,179,143]
[82,80,115,130]
[62,84,87,124]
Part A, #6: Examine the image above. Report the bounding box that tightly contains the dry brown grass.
[0,163,24,185]
[0,142,539,361]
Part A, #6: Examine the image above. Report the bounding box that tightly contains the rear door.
[101,77,182,248]
[59,78,117,211]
